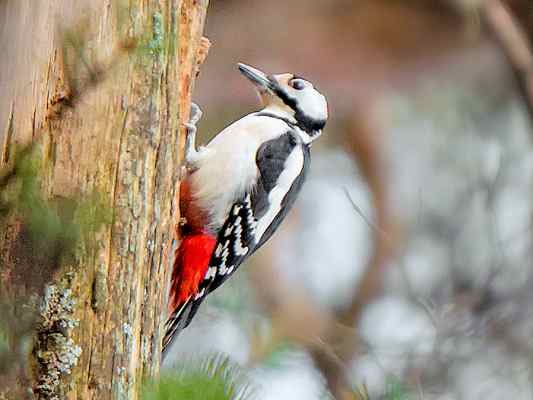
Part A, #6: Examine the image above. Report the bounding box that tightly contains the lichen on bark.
[34,279,81,399]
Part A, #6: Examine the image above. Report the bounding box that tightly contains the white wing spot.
[219,246,230,274]
[205,266,217,280]
[230,215,249,256]
[224,225,234,237]
[244,195,257,233]
[215,243,224,257]
[234,240,249,256]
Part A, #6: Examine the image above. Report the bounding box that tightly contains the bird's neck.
[258,105,321,145]
[261,104,296,124]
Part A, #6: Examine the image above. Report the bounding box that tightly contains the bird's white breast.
[189,114,290,230]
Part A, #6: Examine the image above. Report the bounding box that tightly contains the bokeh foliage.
[0,144,111,267]
[143,354,255,400]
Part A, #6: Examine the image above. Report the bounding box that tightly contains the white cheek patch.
[297,90,328,122]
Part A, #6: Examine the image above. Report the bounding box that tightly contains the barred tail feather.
[162,297,193,356]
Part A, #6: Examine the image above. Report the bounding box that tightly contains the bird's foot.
[184,102,203,168]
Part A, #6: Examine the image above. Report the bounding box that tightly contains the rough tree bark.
[0,0,209,399]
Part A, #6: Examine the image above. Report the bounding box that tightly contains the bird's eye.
[290,79,306,90]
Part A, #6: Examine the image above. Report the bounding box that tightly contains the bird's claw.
[184,102,203,169]
[184,103,202,137]
[189,102,203,127]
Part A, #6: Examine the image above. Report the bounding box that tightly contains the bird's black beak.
[238,63,275,93]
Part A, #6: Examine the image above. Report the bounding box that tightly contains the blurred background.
[163,1,533,399]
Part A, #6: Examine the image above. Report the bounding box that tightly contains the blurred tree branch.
[482,0,533,126]
[339,114,397,328]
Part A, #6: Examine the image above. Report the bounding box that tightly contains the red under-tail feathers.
[165,178,215,351]
[168,233,217,316]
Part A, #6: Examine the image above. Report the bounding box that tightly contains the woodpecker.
[164,63,328,355]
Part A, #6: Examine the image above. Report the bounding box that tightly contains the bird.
[163,63,328,356]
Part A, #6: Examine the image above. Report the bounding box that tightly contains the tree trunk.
[0,0,209,399]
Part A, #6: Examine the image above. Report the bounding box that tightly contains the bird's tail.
[163,233,216,356]
[162,297,193,356]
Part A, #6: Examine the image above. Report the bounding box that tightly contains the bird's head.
[238,63,328,141]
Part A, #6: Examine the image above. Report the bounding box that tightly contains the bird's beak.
[238,63,274,93]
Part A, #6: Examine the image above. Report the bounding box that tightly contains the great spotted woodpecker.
[163,63,328,355]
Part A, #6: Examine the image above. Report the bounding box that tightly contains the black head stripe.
[294,112,326,136]
[270,83,326,135]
